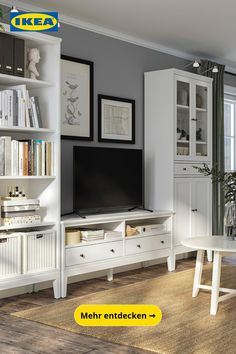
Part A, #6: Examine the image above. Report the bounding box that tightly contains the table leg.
[192,249,205,297]
[210,251,222,315]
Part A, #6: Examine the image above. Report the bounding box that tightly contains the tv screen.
[73,146,143,214]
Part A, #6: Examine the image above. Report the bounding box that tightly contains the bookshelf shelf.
[0,126,55,133]
[0,176,56,180]
[0,73,53,89]
[0,222,55,231]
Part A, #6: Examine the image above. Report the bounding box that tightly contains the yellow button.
[74,304,162,327]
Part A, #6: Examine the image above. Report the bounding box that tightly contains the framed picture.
[98,95,135,144]
[61,55,93,140]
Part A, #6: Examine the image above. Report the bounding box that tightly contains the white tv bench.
[61,210,174,297]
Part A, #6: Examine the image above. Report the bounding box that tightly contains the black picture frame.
[98,94,135,144]
[61,55,94,141]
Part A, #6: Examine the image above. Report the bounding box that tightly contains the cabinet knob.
[183,168,187,171]
[192,209,198,212]
[191,118,197,121]
[110,249,115,253]
[161,240,165,244]
[80,254,85,258]
[137,244,141,248]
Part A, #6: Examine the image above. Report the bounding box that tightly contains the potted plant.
[194,163,236,239]
[0,7,6,31]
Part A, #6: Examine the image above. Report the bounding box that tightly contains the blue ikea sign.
[10,12,59,32]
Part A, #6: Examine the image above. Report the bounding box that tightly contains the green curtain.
[199,60,225,235]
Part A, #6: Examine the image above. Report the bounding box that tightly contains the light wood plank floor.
[0,257,223,354]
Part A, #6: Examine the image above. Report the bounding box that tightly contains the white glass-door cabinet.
[144,69,213,268]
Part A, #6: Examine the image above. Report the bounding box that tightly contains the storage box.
[22,230,56,273]
[65,228,81,245]
[0,233,21,277]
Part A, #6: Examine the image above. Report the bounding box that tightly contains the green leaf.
[0,8,3,18]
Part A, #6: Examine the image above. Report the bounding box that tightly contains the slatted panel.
[23,231,56,273]
[0,235,21,277]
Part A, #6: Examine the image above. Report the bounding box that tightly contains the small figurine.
[180,129,188,140]
[27,48,40,80]
[196,128,202,141]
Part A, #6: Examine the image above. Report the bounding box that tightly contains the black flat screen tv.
[73,146,143,214]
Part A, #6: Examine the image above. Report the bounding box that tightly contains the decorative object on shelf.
[61,55,94,141]
[176,127,181,140]
[196,93,203,108]
[126,225,139,237]
[177,89,188,106]
[180,129,188,140]
[98,94,135,143]
[0,198,40,226]
[193,163,236,238]
[27,48,40,80]
[196,128,202,141]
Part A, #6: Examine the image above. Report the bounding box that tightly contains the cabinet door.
[192,80,212,161]
[175,76,191,159]
[173,179,191,245]
[191,178,211,237]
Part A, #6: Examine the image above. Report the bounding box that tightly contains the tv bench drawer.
[125,234,171,256]
[65,241,123,267]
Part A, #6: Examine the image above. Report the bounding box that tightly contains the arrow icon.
[149,314,156,318]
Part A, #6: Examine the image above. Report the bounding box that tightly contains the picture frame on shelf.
[61,55,94,140]
[98,94,135,144]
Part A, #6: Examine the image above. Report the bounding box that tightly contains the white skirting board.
[0,252,195,299]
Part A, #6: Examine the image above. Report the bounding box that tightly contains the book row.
[0,84,43,128]
[0,137,54,176]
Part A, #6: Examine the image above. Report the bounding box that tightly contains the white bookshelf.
[0,23,61,299]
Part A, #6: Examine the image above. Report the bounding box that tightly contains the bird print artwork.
[63,80,82,125]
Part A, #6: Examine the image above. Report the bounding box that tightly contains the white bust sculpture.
[27,48,40,80]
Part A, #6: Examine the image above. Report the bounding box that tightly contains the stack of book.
[80,229,104,242]
[0,85,43,128]
[104,230,123,240]
[1,198,41,226]
[0,136,54,176]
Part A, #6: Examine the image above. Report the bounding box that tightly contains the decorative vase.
[224,201,236,240]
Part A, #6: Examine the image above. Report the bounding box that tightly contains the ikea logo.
[10,12,58,32]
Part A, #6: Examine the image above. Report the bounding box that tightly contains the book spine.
[12,90,18,126]
[0,137,5,176]
[11,140,17,176]
[3,136,11,175]
[41,140,45,176]
[3,91,8,126]
[23,141,29,176]
[18,141,24,176]
[30,97,39,128]
[34,96,43,128]
[0,92,2,126]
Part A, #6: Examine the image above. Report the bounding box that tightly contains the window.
[224,88,236,172]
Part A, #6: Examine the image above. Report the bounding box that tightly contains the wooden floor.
[0,258,215,354]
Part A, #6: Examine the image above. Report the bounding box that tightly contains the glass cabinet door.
[176,79,191,157]
[195,84,208,159]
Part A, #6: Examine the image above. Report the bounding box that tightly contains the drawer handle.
[80,254,85,258]
[192,209,198,212]
[161,240,165,244]
[17,67,23,71]
[183,168,187,171]
[6,65,12,70]
[0,238,7,243]
[36,234,43,239]
[110,249,115,253]
[137,244,141,248]
[191,118,197,121]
